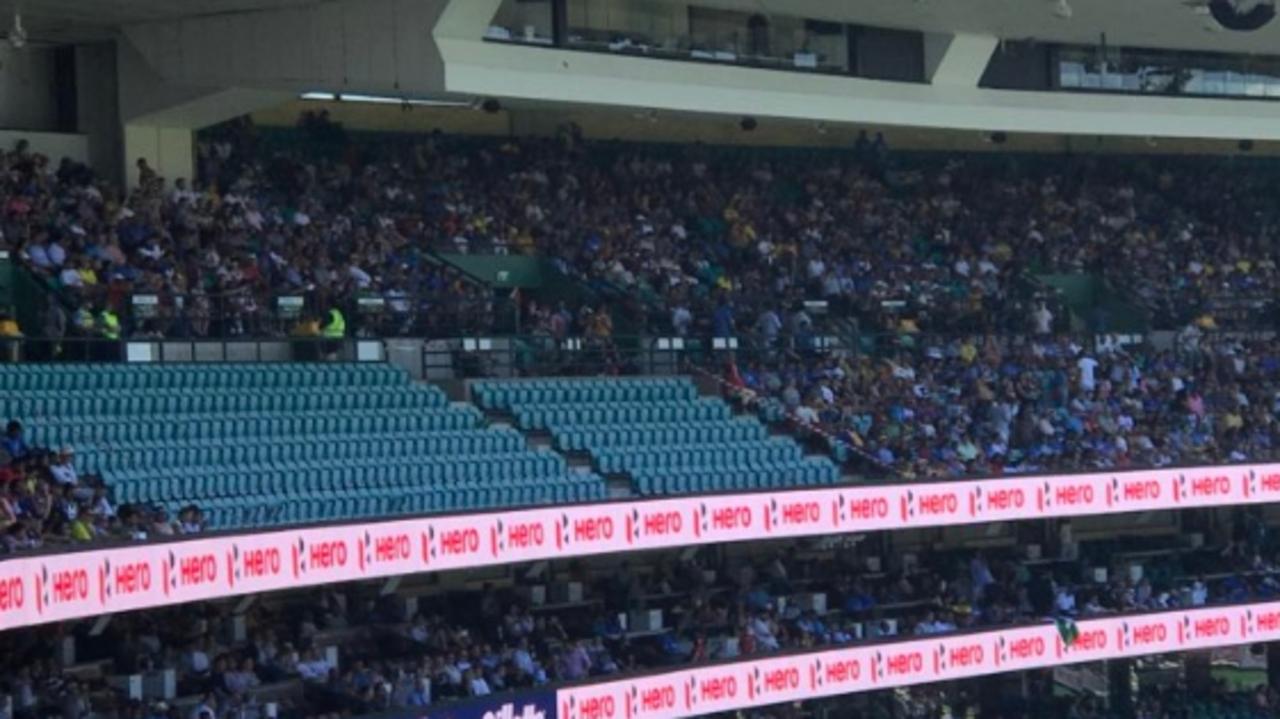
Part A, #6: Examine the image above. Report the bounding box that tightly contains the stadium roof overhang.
[17,0,1280,141]
[11,0,1280,53]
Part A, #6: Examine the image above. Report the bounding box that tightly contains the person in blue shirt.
[2,421,29,462]
[712,300,735,338]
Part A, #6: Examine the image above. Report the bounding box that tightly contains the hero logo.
[574,516,614,543]
[637,683,676,714]
[1054,483,1094,507]
[50,568,90,605]
[241,547,282,579]
[1256,610,1280,633]
[0,574,23,612]
[1073,629,1108,652]
[823,657,861,684]
[760,667,801,693]
[481,703,546,719]
[1193,616,1231,640]
[1189,475,1231,498]
[567,694,613,719]
[698,674,738,702]
[111,561,152,596]
[711,505,752,531]
[439,528,480,557]
[179,554,218,587]
[1008,636,1046,660]
[886,650,924,677]
[641,510,682,537]
[1261,472,1280,494]
[1121,478,1161,502]
[985,487,1024,511]
[1127,621,1168,648]
[780,500,821,527]
[371,533,412,563]
[506,521,545,549]
[916,491,959,517]
[947,643,984,669]
[308,540,349,569]
[843,494,890,521]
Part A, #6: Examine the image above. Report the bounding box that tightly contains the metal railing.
[118,290,518,341]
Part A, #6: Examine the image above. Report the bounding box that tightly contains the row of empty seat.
[0,363,405,390]
[3,364,606,529]
[475,377,840,495]
[2,384,445,418]
[27,408,482,446]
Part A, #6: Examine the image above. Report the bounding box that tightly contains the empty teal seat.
[10,363,603,530]
[480,378,840,495]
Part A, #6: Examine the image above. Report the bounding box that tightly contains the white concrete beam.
[924,32,999,87]
[435,38,1280,141]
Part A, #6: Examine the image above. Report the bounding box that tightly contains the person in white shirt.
[511,638,537,677]
[25,242,52,270]
[1190,579,1208,606]
[49,448,78,486]
[59,267,83,288]
[671,305,692,336]
[749,614,781,651]
[1032,302,1053,335]
[295,649,330,681]
[1077,355,1099,393]
[223,658,261,694]
[47,241,67,268]
[466,670,491,697]
[1055,586,1077,615]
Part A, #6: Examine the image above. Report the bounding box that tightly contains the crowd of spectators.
[3,522,1277,719]
[5,117,1280,349]
[0,419,204,554]
[729,329,1280,480]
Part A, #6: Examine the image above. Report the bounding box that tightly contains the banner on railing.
[555,601,1280,719]
[0,463,1278,631]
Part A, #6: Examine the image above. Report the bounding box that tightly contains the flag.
[1056,616,1079,647]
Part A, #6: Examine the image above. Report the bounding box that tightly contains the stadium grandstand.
[6,1,1280,718]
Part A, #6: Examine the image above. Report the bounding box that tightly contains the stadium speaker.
[1239,139,1255,151]
[1209,0,1276,31]
[990,131,1008,145]
[740,116,758,132]
[481,98,502,114]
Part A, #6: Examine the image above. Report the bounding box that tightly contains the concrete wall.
[124,0,449,97]
[0,129,88,164]
[74,42,123,184]
[0,45,59,131]
[122,124,194,188]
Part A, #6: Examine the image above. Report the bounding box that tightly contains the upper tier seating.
[473,377,839,495]
[1,364,605,530]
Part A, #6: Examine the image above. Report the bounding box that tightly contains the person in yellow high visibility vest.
[320,305,345,360]
[321,307,346,338]
[97,307,120,340]
[95,304,121,361]
[0,309,21,362]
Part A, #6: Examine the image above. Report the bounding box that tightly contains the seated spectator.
[49,448,78,486]
[2,420,29,462]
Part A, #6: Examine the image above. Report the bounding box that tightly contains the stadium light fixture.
[299,92,471,108]
[1053,0,1074,19]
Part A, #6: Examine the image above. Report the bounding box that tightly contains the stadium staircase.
[1,363,605,530]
